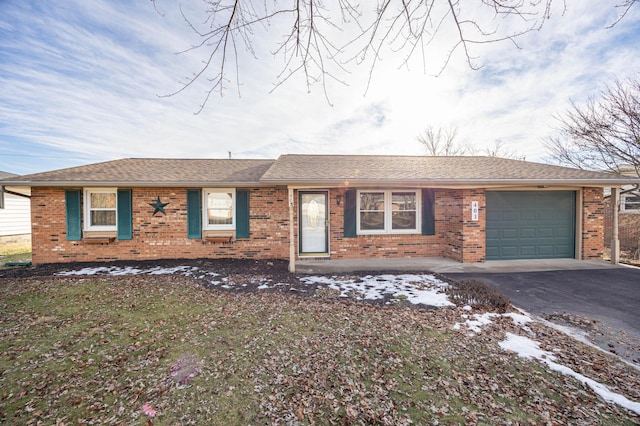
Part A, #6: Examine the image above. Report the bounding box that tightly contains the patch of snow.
[502,312,532,327]
[300,273,454,307]
[56,265,205,277]
[462,305,472,311]
[257,284,270,290]
[499,333,640,415]
[455,312,499,334]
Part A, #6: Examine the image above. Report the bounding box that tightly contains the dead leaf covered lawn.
[1,275,639,425]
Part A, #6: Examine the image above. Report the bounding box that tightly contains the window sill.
[357,231,421,236]
[203,230,235,243]
[84,237,116,244]
[83,230,117,244]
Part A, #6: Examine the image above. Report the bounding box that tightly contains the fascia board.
[260,178,640,188]
[1,181,273,188]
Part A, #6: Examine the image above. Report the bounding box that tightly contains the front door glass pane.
[301,193,327,253]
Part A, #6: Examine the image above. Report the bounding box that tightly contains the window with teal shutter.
[343,190,357,238]
[235,190,250,238]
[117,189,132,240]
[422,189,435,236]
[65,190,82,240]
[186,189,202,239]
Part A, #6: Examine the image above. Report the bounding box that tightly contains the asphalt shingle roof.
[260,155,638,185]
[3,155,638,187]
[0,171,18,180]
[5,158,275,186]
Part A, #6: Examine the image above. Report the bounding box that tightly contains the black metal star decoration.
[149,196,169,216]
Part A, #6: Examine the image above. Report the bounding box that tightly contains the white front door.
[299,191,329,255]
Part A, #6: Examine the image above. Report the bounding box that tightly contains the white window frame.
[203,188,236,231]
[84,188,118,231]
[621,193,640,213]
[356,189,421,235]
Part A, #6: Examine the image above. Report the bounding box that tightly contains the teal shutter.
[344,190,357,238]
[235,190,250,238]
[186,189,202,239]
[65,190,82,241]
[422,189,435,236]
[117,189,132,240]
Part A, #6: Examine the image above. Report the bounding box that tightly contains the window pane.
[360,192,384,211]
[625,196,640,210]
[91,192,116,209]
[208,209,232,225]
[360,212,384,230]
[208,192,233,209]
[91,210,116,226]
[392,192,416,211]
[207,192,233,225]
[392,211,416,229]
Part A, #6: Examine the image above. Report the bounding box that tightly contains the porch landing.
[295,257,620,275]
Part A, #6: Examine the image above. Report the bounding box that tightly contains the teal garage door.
[486,191,576,260]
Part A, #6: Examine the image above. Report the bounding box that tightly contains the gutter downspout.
[288,187,295,273]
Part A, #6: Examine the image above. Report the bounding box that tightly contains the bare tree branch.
[546,76,640,175]
[417,124,472,155]
[151,0,635,111]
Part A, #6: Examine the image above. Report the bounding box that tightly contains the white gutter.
[259,178,640,188]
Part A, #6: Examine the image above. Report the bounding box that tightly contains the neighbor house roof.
[1,158,276,187]
[2,155,638,188]
[0,171,18,180]
[260,155,640,187]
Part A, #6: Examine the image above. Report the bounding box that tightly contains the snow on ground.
[453,310,534,335]
[56,267,453,307]
[56,265,204,277]
[500,333,640,415]
[299,274,454,306]
[455,308,640,415]
[54,263,639,414]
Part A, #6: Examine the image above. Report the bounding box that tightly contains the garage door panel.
[501,246,519,257]
[501,211,518,221]
[520,210,536,221]
[537,245,555,256]
[537,210,555,221]
[555,245,573,257]
[537,228,554,238]
[502,229,518,239]
[520,228,537,239]
[486,191,575,260]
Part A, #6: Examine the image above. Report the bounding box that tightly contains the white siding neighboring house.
[0,171,31,244]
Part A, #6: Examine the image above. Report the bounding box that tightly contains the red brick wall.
[31,187,290,264]
[31,186,604,265]
[581,187,604,260]
[319,188,481,262]
[459,189,486,263]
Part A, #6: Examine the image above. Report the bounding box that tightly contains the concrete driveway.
[445,263,640,365]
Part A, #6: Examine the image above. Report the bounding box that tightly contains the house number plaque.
[471,201,479,221]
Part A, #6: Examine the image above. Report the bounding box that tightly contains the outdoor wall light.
[336,194,342,206]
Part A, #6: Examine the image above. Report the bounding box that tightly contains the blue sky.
[0,1,639,175]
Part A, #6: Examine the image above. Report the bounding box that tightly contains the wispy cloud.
[0,0,638,174]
